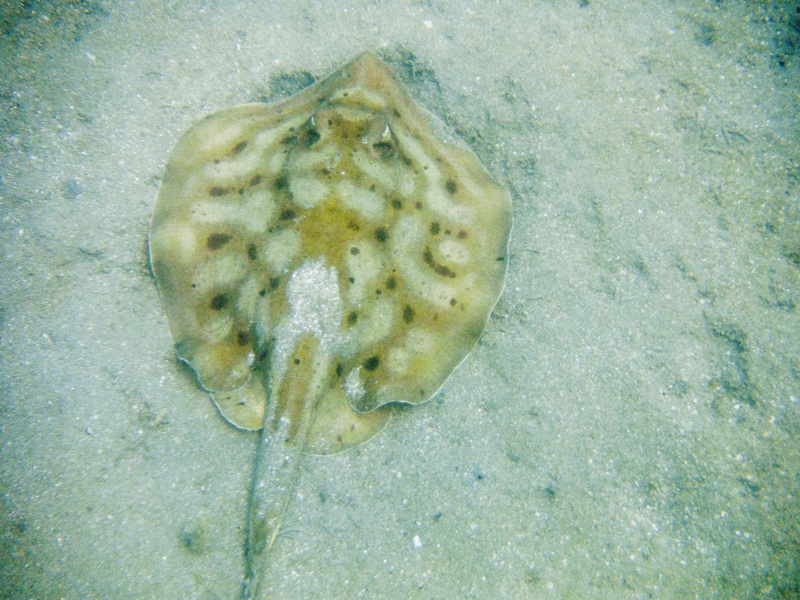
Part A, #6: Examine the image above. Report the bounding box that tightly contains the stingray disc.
[149,52,511,455]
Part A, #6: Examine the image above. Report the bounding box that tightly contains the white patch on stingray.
[344,367,366,402]
[271,259,343,386]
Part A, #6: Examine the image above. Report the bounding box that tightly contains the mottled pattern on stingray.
[149,52,511,454]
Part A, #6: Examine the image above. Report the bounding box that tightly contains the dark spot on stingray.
[347,220,361,231]
[255,344,271,363]
[269,277,281,290]
[275,175,288,190]
[207,233,232,249]
[348,276,355,283]
[374,227,388,242]
[249,174,262,187]
[415,201,423,210]
[450,298,457,306]
[402,305,415,323]
[391,198,402,210]
[280,208,297,220]
[259,288,267,297]
[457,230,467,239]
[445,179,457,194]
[237,330,251,345]
[386,276,396,290]
[363,356,380,371]
[430,222,440,235]
[347,311,358,325]
[300,126,320,147]
[350,247,360,255]
[294,358,301,365]
[247,243,258,261]
[336,363,344,377]
[232,141,248,155]
[210,293,229,310]
[423,248,456,278]
[209,186,228,197]
[373,141,395,158]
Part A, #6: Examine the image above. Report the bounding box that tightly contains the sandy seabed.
[1,1,798,598]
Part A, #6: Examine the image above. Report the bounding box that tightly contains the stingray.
[149,52,511,598]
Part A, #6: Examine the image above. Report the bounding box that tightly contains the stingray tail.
[240,335,327,599]
[240,415,305,599]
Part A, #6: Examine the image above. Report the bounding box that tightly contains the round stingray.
[149,52,512,455]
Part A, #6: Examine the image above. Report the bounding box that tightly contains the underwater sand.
[1,1,798,598]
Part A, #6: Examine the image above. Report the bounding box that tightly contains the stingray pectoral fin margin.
[209,375,268,431]
[306,387,393,456]
[209,375,392,449]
